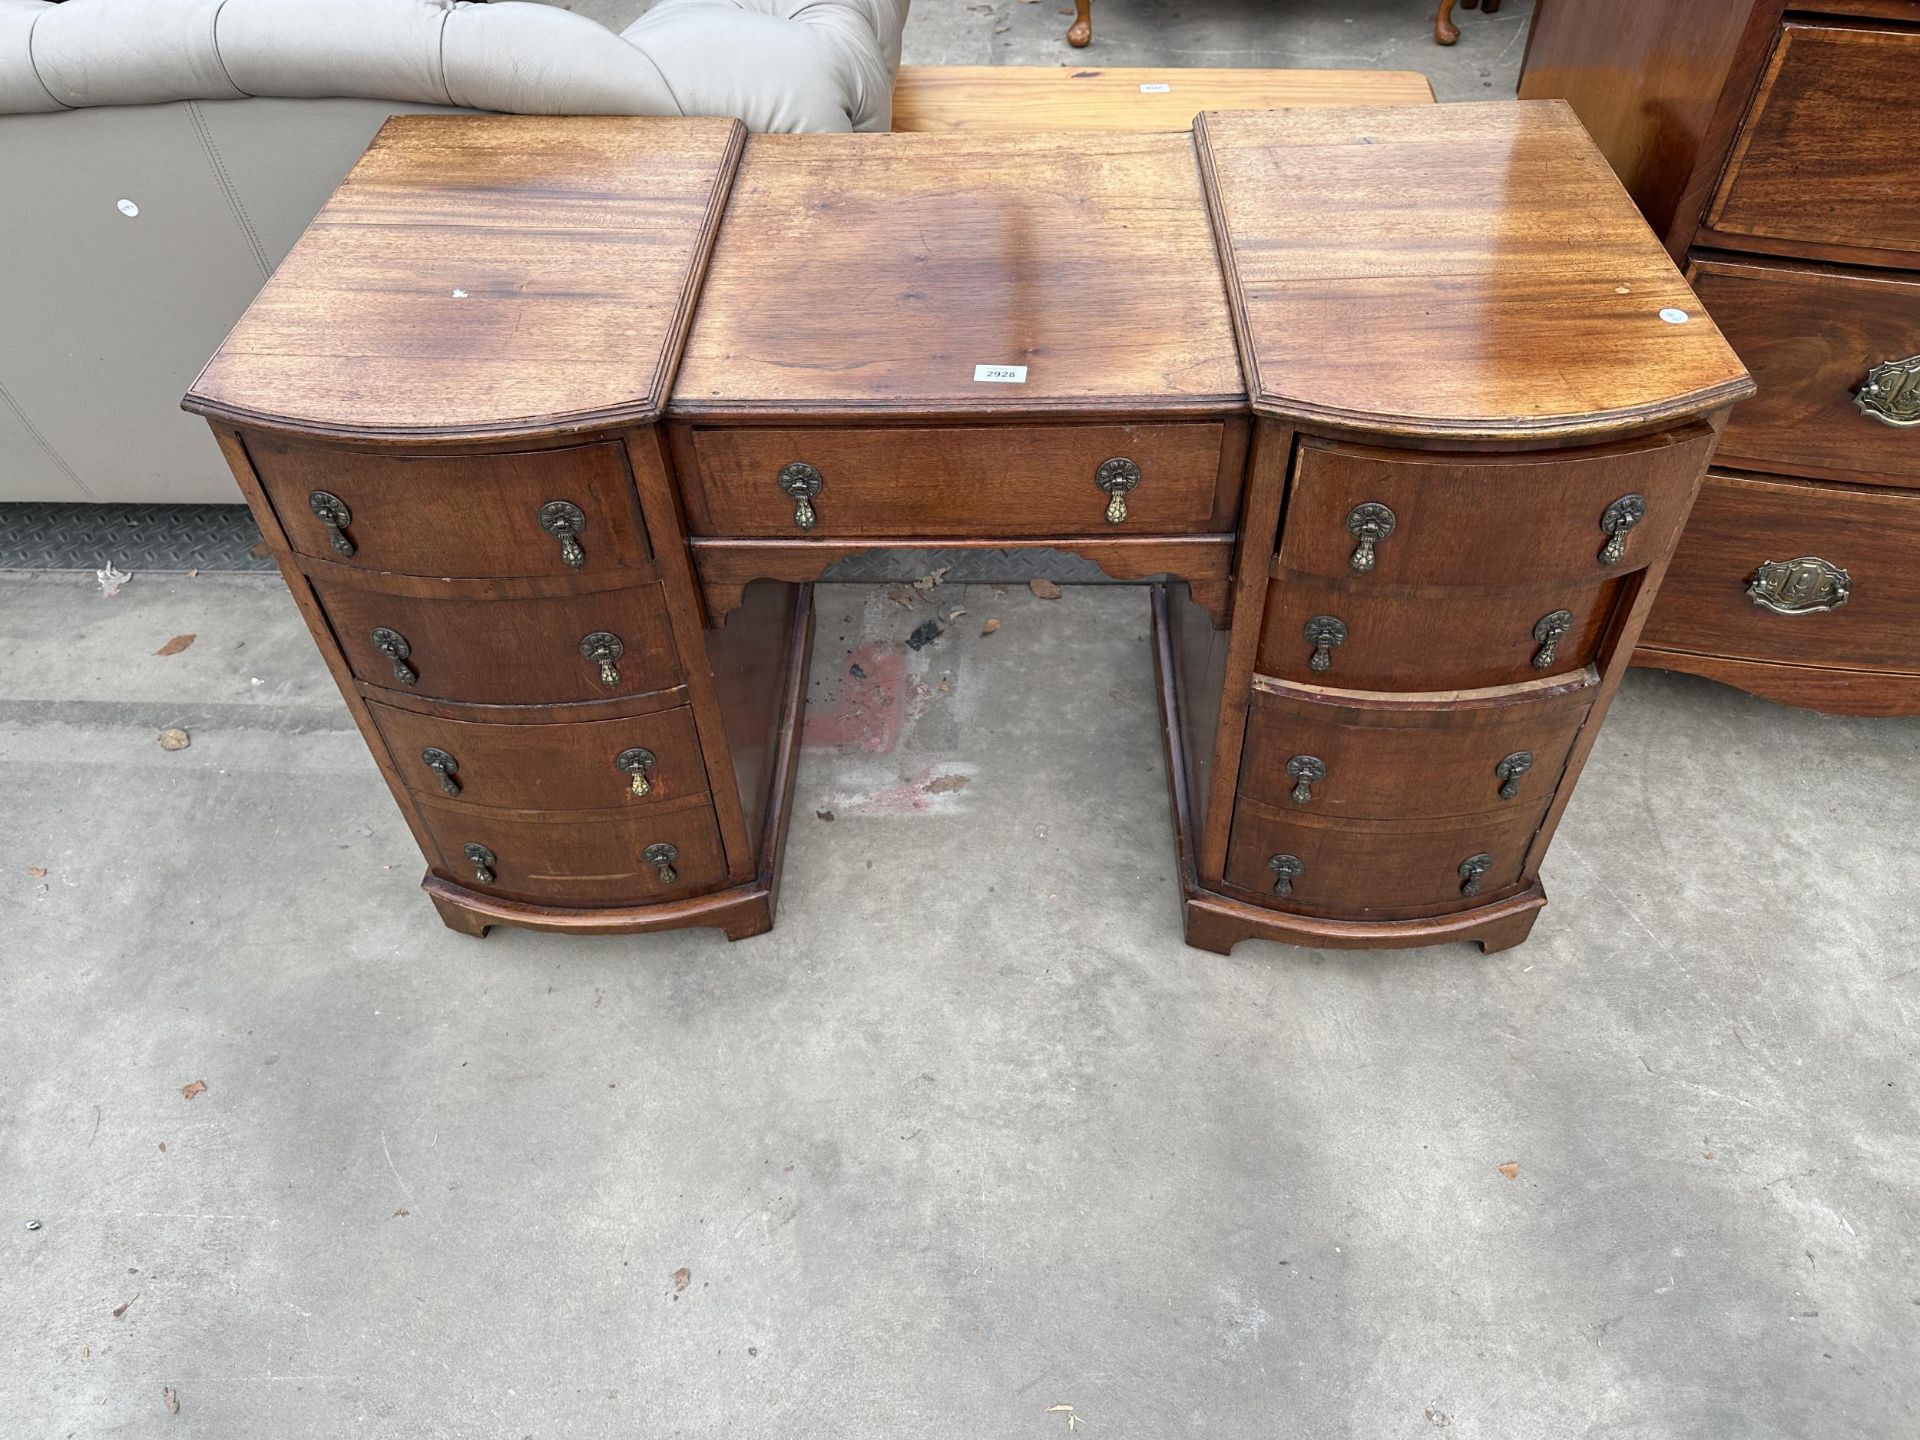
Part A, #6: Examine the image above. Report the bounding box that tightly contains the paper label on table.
[1139,83,1171,93]
[973,364,1028,383]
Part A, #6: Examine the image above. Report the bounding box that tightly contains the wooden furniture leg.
[1067,0,1091,48]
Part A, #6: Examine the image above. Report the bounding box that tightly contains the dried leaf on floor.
[886,584,919,609]
[925,774,971,794]
[158,727,191,751]
[1028,578,1062,600]
[27,867,46,878]
[96,563,132,598]
[112,1294,138,1319]
[1496,1161,1520,1180]
[180,1080,207,1101]
[981,618,1001,636]
[672,1267,691,1292]
[248,541,270,559]
[162,1386,179,1415]
[393,1209,410,1218]
[911,564,952,594]
[154,634,196,657]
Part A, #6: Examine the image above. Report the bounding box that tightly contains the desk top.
[186,105,1752,445]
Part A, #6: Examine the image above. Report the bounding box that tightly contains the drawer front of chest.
[1689,259,1920,488]
[249,433,653,578]
[313,577,682,705]
[1277,432,1711,586]
[1237,671,1595,820]
[417,797,730,907]
[367,702,709,812]
[1222,797,1548,920]
[1255,571,1626,691]
[1704,20,1920,262]
[1640,470,1920,671]
[682,422,1234,537]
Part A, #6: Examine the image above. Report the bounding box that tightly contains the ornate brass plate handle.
[421,746,461,797]
[370,626,417,686]
[1458,852,1492,897]
[1267,853,1303,897]
[1304,614,1347,674]
[643,841,678,885]
[1494,750,1533,801]
[1095,456,1142,525]
[308,490,354,557]
[1856,353,1920,427]
[778,462,823,530]
[538,500,587,568]
[616,746,656,798]
[463,842,496,885]
[1286,754,1325,804]
[1346,501,1396,573]
[1531,609,1573,670]
[1748,556,1851,615]
[580,630,625,689]
[1597,493,1645,566]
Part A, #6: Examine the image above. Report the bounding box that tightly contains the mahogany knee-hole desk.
[184,105,1752,956]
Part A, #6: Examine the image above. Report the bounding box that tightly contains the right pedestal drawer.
[1639,471,1920,672]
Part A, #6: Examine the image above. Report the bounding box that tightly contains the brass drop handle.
[1286,754,1325,804]
[463,842,496,886]
[370,626,417,686]
[1856,353,1920,427]
[1597,493,1646,566]
[580,630,625,689]
[538,500,587,569]
[1095,456,1142,525]
[1304,614,1347,674]
[1458,852,1492,897]
[308,490,354,558]
[1748,557,1852,615]
[422,746,461,797]
[1268,853,1303,898]
[1494,750,1533,801]
[778,462,823,530]
[616,746,657,798]
[1531,609,1573,670]
[643,841,678,886]
[1346,501,1396,573]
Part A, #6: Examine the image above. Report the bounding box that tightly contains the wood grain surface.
[186,115,744,441]
[891,65,1434,133]
[1195,103,1753,440]
[671,131,1245,419]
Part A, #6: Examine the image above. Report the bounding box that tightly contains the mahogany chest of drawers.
[185,104,1750,955]
[1522,0,1920,716]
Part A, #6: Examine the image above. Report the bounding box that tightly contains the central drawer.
[680,422,1235,537]
[1238,670,1595,820]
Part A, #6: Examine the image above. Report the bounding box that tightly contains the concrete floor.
[3,570,1917,1437]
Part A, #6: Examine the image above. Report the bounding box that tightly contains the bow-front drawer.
[1237,669,1596,820]
[1689,258,1920,490]
[418,796,729,907]
[677,422,1239,537]
[310,573,682,705]
[1640,470,1920,672]
[1222,796,1549,920]
[367,702,709,812]
[1276,429,1713,587]
[247,433,653,578]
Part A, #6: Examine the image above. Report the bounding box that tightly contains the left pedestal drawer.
[417,796,729,907]
[312,577,683,705]
[368,702,709,812]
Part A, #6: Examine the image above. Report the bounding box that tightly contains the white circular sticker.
[116,198,139,217]
[1658,307,1689,324]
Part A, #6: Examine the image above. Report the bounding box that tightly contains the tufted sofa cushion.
[0,0,906,131]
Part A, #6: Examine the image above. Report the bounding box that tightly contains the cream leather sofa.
[0,0,908,503]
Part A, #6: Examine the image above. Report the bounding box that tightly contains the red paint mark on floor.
[802,641,908,753]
